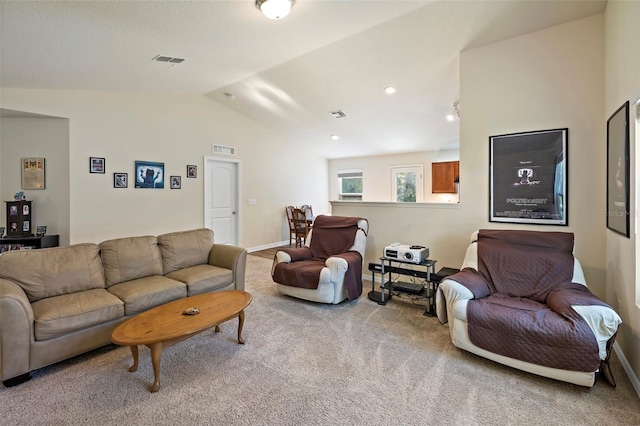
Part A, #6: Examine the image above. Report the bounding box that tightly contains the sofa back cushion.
[0,243,105,302]
[100,236,163,286]
[158,228,213,275]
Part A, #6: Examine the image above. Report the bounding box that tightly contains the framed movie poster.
[490,128,568,225]
[135,161,165,189]
[606,101,630,237]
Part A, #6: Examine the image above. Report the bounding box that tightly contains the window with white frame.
[391,165,423,202]
[338,170,363,201]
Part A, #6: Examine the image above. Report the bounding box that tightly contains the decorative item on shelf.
[187,165,197,178]
[0,227,4,237]
[14,191,26,201]
[36,226,47,237]
[5,200,32,237]
[89,157,105,174]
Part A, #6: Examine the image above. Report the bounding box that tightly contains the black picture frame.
[114,173,128,188]
[606,101,630,238]
[187,165,197,178]
[90,157,105,174]
[489,128,568,225]
[135,161,165,189]
[170,176,181,189]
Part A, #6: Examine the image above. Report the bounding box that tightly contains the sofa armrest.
[1,278,34,382]
[572,305,622,360]
[208,244,247,291]
[436,278,475,324]
[325,257,348,283]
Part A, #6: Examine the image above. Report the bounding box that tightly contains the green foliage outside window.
[396,172,416,202]
[341,177,362,194]
[339,176,363,200]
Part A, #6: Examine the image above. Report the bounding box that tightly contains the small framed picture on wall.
[187,165,197,178]
[170,176,181,189]
[114,173,128,188]
[90,157,105,174]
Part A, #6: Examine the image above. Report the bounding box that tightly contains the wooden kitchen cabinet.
[431,161,459,193]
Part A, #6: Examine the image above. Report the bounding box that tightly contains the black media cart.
[368,257,438,316]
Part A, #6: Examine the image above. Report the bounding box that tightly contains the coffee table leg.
[149,342,163,392]
[128,345,139,372]
[237,310,245,344]
[215,325,221,333]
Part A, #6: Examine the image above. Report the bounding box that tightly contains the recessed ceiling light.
[331,134,339,140]
[384,86,396,94]
[224,92,236,100]
[446,114,455,122]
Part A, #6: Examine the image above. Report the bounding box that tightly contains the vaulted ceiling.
[0,1,607,158]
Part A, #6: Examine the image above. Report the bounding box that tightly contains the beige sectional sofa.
[0,228,246,386]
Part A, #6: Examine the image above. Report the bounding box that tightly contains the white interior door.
[204,157,239,245]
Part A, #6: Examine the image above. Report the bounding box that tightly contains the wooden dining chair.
[291,208,310,247]
[300,205,313,225]
[285,206,297,246]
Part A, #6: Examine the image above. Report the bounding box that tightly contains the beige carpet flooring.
[0,255,638,425]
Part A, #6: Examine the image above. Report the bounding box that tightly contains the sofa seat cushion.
[165,264,233,296]
[31,289,124,341]
[467,293,601,371]
[107,275,186,315]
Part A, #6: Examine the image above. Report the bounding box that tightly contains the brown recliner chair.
[272,215,368,304]
[437,229,622,387]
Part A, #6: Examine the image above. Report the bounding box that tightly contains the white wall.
[328,149,459,203]
[460,14,606,294]
[0,89,329,249]
[0,117,71,245]
[334,16,606,294]
[604,0,640,392]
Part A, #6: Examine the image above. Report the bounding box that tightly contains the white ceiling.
[0,0,607,159]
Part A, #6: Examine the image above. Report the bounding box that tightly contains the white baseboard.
[246,240,289,253]
[614,342,640,398]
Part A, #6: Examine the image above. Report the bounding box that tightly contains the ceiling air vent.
[152,55,186,64]
[330,110,347,119]
[212,144,236,155]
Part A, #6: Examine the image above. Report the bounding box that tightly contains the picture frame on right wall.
[606,101,630,238]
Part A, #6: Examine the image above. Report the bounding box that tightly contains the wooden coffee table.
[111,290,252,392]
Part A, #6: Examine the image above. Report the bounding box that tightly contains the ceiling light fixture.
[384,86,396,95]
[446,102,460,121]
[331,134,339,140]
[256,0,295,20]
